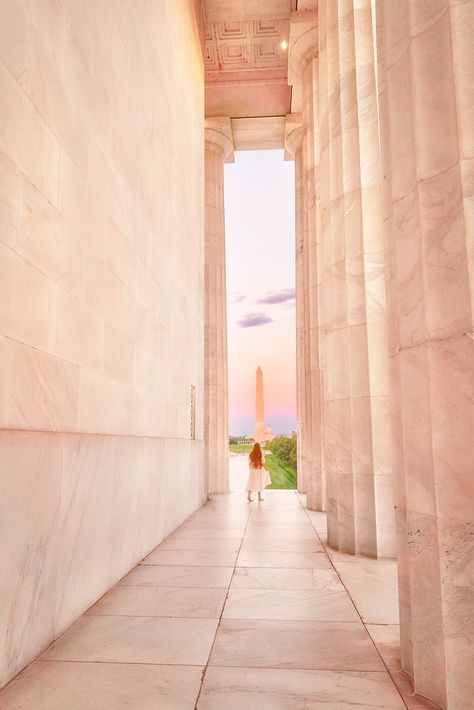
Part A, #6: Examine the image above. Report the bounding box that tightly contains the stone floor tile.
[332,560,399,624]
[197,667,406,709]
[0,485,410,708]
[41,616,218,665]
[223,588,358,622]
[170,526,246,539]
[142,549,238,567]
[0,662,203,710]
[237,550,333,569]
[365,624,402,674]
[240,538,324,552]
[305,511,328,533]
[186,514,249,526]
[158,536,242,551]
[249,511,310,523]
[88,585,227,618]
[246,521,315,532]
[119,564,234,588]
[231,567,344,591]
[175,518,245,531]
[244,526,318,540]
[209,619,385,671]
[366,625,440,709]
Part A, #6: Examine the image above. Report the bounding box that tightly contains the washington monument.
[254,366,265,443]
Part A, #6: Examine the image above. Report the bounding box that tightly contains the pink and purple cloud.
[256,288,295,305]
[237,312,273,328]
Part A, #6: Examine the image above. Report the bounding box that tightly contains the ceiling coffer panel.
[204,19,289,72]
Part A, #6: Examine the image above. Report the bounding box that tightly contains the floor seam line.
[193,495,253,709]
[298,494,409,710]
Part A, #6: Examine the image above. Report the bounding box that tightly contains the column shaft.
[304,55,326,512]
[205,137,230,495]
[376,0,474,705]
[295,142,307,493]
[323,0,357,553]
[319,0,395,557]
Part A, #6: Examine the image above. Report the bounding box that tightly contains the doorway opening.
[224,149,297,492]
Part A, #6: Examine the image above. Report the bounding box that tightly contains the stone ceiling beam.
[204,0,295,22]
[231,116,286,150]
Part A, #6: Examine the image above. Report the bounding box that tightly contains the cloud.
[237,312,273,328]
[229,291,246,305]
[256,288,295,305]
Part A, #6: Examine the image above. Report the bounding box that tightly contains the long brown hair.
[249,442,263,468]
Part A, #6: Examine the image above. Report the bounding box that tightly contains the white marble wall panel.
[0,0,206,690]
[0,431,204,690]
[0,432,60,690]
[0,0,205,441]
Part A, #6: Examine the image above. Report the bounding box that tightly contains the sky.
[224,149,296,436]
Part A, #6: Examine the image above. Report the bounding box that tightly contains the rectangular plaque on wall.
[190,385,196,439]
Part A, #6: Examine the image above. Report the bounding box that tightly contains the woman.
[246,442,272,502]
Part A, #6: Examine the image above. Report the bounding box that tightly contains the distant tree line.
[229,435,249,445]
[266,435,297,472]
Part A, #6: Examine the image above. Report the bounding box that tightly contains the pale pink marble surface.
[204,121,231,495]
[0,0,207,690]
[1,0,472,706]
[223,587,359,621]
[0,488,434,709]
[377,0,474,706]
[0,662,204,710]
[283,1,474,706]
[302,0,395,559]
[198,667,406,709]
[87,585,228,618]
[119,564,234,589]
[0,432,205,689]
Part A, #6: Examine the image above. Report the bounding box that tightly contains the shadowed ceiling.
[203,0,305,149]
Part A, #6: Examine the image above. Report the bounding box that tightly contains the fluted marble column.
[318,0,395,557]
[204,118,233,495]
[376,1,474,706]
[287,10,326,510]
[285,117,306,493]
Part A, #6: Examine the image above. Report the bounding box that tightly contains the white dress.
[246,455,272,492]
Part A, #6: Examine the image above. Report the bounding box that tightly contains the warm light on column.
[281,39,288,50]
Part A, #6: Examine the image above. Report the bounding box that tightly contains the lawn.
[229,443,297,489]
[265,454,297,489]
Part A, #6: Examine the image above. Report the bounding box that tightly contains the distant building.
[264,425,276,442]
[253,366,276,443]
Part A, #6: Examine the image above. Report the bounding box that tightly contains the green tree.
[266,436,297,472]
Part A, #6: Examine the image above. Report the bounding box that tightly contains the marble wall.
[0,0,206,689]
[376,0,474,706]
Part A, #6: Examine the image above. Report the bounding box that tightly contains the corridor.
[0,488,435,709]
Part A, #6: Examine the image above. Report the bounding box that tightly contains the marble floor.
[0,466,438,709]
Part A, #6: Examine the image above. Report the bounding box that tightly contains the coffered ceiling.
[203,0,315,149]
